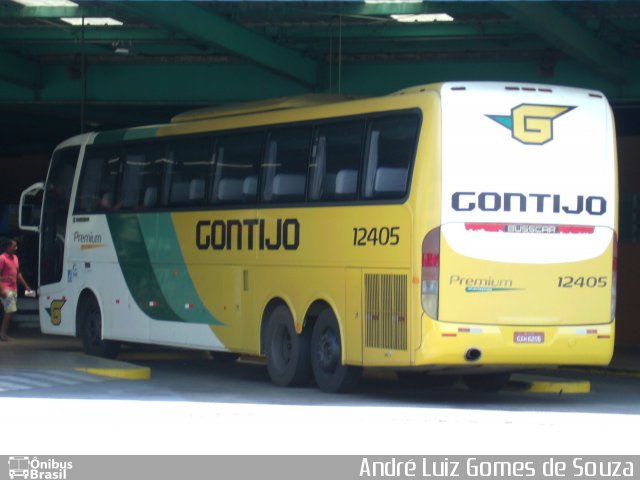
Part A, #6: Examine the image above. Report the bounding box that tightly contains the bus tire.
[78,293,120,359]
[265,305,311,387]
[462,373,511,393]
[311,309,361,393]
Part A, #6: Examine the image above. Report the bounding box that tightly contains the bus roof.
[171,93,352,123]
[86,82,607,148]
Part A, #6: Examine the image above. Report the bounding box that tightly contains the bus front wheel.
[265,305,311,387]
[78,293,121,359]
[311,309,361,393]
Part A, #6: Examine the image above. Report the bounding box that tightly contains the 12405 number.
[557,276,608,288]
[353,227,399,246]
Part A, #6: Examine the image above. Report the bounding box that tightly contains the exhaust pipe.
[464,348,482,362]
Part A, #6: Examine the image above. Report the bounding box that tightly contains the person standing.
[0,239,32,341]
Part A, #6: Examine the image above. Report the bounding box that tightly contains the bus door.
[39,146,80,335]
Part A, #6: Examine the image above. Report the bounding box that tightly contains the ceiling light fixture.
[61,17,123,26]
[12,0,78,6]
[391,13,454,22]
[112,41,131,55]
[365,0,422,3]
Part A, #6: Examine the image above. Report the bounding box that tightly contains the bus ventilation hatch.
[364,274,408,351]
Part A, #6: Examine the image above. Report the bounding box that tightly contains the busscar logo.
[487,104,575,145]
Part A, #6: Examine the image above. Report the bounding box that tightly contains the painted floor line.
[508,379,590,394]
[75,366,151,380]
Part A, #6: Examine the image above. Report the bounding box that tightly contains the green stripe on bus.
[93,130,128,145]
[93,127,159,145]
[138,214,223,326]
[106,214,182,322]
[124,127,159,141]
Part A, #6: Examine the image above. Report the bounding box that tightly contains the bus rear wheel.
[311,309,361,393]
[265,305,311,387]
[78,293,120,359]
[462,373,511,393]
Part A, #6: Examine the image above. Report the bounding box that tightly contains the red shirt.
[0,252,19,292]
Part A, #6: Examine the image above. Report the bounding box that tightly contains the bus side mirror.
[19,182,44,232]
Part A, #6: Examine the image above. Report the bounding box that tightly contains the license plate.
[514,332,545,344]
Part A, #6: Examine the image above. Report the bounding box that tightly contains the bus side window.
[211,131,263,206]
[119,144,165,211]
[242,176,258,200]
[170,182,189,204]
[74,147,120,214]
[165,138,214,207]
[143,186,158,208]
[75,154,102,213]
[362,115,419,200]
[100,155,120,211]
[309,121,364,202]
[309,136,326,200]
[261,126,311,204]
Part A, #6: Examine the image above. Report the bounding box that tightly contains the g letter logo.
[487,104,575,145]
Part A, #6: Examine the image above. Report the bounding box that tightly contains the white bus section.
[441,82,615,236]
[437,82,616,329]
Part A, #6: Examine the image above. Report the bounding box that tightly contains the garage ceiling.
[2,0,640,153]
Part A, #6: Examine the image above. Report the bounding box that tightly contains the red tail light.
[422,253,440,268]
[422,227,441,319]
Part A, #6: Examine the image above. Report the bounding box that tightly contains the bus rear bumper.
[414,316,615,369]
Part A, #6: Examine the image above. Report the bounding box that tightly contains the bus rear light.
[422,253,440,267]
[422,227,441,319]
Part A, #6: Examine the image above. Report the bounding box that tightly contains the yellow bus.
[20,82,618,392]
